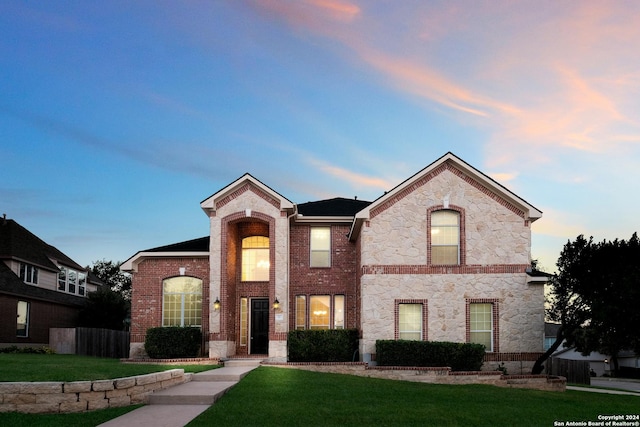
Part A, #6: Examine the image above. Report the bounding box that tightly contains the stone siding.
[0,369,189,414]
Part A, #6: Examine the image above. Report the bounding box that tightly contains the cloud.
[306,157,393,192]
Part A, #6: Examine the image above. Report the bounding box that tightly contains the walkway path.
[98,360,260,427]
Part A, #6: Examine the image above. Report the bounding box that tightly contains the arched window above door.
[242,236,270,281]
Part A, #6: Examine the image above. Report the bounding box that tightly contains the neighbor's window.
[17,301,30,337]
[162,276,203,327]
[469,303,493,351]
[19,263,38,285]
[398,304,422,340]
[58,266,86,296]
[431,210,460,265]
[310,227,331,267]
[242,236,270,281]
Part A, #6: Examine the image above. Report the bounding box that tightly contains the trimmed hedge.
[288,329,359,362]
[145,327,202,358]
[376,340,485,371]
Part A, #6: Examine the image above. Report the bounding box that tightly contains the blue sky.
[2,1,639,272]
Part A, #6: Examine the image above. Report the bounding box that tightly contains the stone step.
[192,365,258,382]
[223,358,265,368]
[149,381,237,405]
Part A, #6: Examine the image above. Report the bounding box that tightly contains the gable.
[350,152,542,240]
[200,173,294,215]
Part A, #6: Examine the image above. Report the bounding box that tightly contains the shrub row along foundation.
[265,362,566,392]
[0,369,190,414]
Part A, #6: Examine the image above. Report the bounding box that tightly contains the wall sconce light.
[272,298,280,310]
[213,298,221,311]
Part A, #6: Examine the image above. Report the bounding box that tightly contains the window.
[334,295,344,329]
[240,298,248,346]
[19,263,38,284]
[17,301,29,337]
[431,210,460,265]
[398,304,423,340]
[296,295,345,330]
[469,303,493,351]
[295,295,306,330]
[57,266,87,296]
[162,277,203,327]
[310,227,330,267]
[242,236,270,281]
[310,295,330,329]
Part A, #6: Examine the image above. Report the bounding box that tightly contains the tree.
[78,285,129,330]
[89,260,132,300]
[532,233,640,375]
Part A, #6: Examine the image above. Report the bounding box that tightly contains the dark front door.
[250,299,269,354]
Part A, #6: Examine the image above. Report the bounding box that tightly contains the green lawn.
[187,367,640,427]
[0,353,217,382]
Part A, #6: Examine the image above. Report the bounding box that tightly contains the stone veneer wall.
[266,363,566,392]
[0,369,189,414]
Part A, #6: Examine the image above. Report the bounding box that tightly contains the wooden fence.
[75,328,130,359]
[545,357,591,385]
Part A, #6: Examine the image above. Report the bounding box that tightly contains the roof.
[144,236,210,252]
[0,218,84,271]
[297,198,372,217]
[0,262,86,307]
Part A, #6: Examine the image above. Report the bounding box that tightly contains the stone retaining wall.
[265,363,566,392]
[0,369,190,414]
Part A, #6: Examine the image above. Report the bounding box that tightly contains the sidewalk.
[567,377,640,397]
[98,360,260,427]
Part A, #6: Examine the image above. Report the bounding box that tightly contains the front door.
[250,299,269,354]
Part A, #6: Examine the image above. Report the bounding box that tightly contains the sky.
[2,1,639,273]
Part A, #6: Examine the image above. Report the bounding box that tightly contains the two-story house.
[122,153,546,369]
[0,217,102,346]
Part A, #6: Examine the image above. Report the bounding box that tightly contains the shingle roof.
[144,236,210,252]
[297,197,371,217]
[0,219,84,271]
[0,262,87,307]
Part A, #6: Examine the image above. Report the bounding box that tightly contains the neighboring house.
[544,322,562,351]
[122,152,547,369]
[0,217,101,347]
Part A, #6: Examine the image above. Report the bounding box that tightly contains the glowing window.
[242,236,270,281]
[431,210,460,265]
[310,295,330,330]
[398,304,422,340]
[162,277,202,327]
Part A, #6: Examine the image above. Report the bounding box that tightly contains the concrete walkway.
[98,360,260,427]
[567,377,640,397]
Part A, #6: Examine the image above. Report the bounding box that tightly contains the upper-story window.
[242,236,270,281]
[430,210,460,265]
[310,227,331,267]
[19,263,38,285]
[58,266,87,296]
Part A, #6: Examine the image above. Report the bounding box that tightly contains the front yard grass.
[0,353,217,382]
[188,367,640,427]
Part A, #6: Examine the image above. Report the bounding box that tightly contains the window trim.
[394,299,428,341]
[466,299,499,352]
[310,226,331,268]
[427,206,465,266]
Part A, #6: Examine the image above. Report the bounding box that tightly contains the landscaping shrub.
[0,345,55,354]
[144,327,202,358]
[376,340,485,371]
[288,329,359,362]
